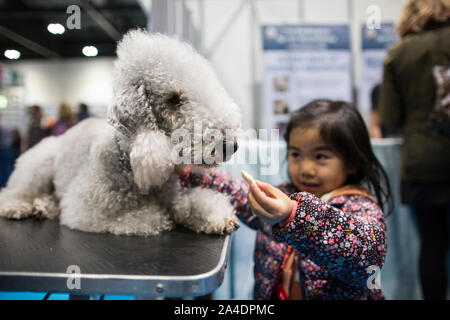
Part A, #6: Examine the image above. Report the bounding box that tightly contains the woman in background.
[51,102,76,136]
[379,0,450,300]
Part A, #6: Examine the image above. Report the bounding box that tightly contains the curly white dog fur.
[0,29,242,236]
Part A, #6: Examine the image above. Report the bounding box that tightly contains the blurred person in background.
[379,0,450,300]
[0,113,13,188]
[26,105,44,149]
[371,83,403,138]
[369,84,382,139]
[77,103,91,122]
[51,101,76,136]
[11,128,22,163]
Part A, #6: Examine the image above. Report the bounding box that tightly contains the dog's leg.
[56,167,174,236]
[60,192,174,236]
[171,187,239,234]
[105,204,175,236]
[31,194,60,219]
[0,137,59,219]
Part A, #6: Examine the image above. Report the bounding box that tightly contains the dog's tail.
[0,136,60,220]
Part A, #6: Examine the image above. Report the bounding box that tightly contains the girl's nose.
[300,161,316,178]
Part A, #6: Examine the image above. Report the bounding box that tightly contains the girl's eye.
[289,152,300,159]
[316,153,329,160]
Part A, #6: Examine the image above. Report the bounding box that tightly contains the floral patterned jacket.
[179,169,386,300]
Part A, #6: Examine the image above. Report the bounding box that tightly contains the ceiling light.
[4,49,21,60]
[47,23,65,35]
[82,46,98,57]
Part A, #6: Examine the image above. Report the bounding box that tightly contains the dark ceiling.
[0,0,148,60]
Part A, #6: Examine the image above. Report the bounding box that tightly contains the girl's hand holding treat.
[241,170,295,225]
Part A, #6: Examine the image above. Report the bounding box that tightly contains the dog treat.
[241,170,255,185]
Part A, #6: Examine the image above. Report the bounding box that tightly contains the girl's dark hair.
[284,99,393,215]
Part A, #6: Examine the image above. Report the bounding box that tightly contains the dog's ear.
[129,130,175,193]
[107,103,136,137]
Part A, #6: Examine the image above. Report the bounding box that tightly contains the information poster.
[359,23,397,122]
[261,24,352,133]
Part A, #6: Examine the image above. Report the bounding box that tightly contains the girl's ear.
[346,164,358,175]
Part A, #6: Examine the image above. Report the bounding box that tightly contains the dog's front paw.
[173,187,240,235]
[32,196,59,220]
[203,215,240,235]
[0,201,33,220]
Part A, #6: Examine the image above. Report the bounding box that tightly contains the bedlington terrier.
[0,29,242,236]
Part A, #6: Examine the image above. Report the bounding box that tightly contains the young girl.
[179,99,392,300]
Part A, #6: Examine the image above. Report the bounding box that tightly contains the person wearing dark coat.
[379,0,450,300]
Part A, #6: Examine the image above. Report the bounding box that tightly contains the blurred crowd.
[0,102,92,187]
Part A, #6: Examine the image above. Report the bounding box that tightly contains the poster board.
[261,24,352,133]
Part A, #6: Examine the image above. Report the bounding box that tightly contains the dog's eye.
[166,93,182,107]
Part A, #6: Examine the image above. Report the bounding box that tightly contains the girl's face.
[288,126,354,198]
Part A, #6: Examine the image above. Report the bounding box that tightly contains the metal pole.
[249,0,259,131]
[0,25,61,59]
[348,0,357,105]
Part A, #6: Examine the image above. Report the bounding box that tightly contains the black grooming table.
[0,218,231,297]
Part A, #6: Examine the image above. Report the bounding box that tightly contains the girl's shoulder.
[323,185,376,204]
[326,185,385,219]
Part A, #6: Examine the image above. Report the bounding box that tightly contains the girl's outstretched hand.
[247,181,294,225]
